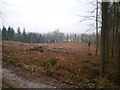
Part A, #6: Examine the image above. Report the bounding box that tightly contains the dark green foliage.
[78,78,89,85]
[50,59,57,66]
[1,26,98,44]
[22,28,27,42]
[7,26,15,41]
[38,62,50,67]
[2,26,7,40]
[16,27,22,41]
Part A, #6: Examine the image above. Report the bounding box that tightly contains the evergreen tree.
[22,28,27,42]
[2,26,7,40]
[17,27,21,41]
[7,26,11,40]
[7,26,14,40]
[11,27,15,41]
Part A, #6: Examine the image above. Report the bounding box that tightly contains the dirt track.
[2,59,69,88]
[2,68,56,88]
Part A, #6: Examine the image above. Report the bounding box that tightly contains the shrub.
[50,59,57,66]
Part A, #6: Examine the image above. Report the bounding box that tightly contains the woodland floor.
[2,41,119,88]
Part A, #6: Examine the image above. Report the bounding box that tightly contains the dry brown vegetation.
[2,41,118,88]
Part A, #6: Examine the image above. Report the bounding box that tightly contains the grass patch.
[65,73,76,78]
[34,58,43,63]
[34,58,58,67]
[38,62,50,67]
[78,78,89,85]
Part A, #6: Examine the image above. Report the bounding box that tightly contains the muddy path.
[2,68,56,88]
[2,63,69,88]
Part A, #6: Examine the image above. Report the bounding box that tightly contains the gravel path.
[2,68,56,88]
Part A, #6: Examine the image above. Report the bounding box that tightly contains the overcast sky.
[0,0,95,34]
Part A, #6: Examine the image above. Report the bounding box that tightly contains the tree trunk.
[100,1,108,76]
[95,0,99,56]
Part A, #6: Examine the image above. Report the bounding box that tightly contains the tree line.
[79,0,120,84]
[1,26,97,44]
[100,0,120,84]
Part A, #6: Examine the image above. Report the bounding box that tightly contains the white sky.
[0,0,95,34]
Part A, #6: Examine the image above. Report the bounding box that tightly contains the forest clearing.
[2,41,119,88]
[1,0,120,89]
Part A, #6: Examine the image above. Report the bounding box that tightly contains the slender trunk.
[111,2,116,57]
[116,3,120,84]
[95,0,99,56]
